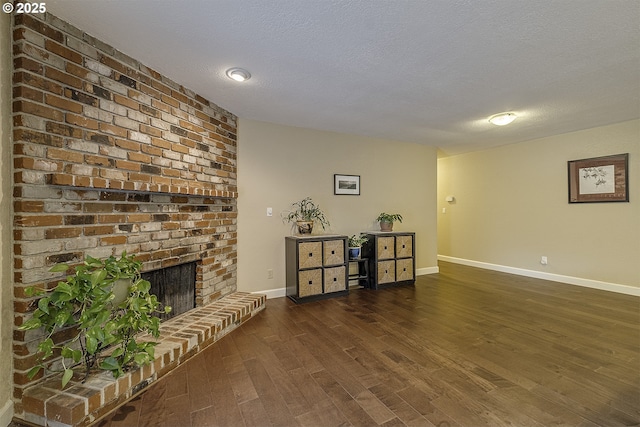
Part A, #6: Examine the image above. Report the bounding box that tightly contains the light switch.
[266,207,273,217]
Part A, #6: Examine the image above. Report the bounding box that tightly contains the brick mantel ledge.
[47,177,239,198]
[19,292,266,427]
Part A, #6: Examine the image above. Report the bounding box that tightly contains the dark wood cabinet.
[285,235,349,303]
[362,231,415,289]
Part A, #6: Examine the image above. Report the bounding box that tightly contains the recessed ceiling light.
[488,112,517,126]
[226,68,251,82]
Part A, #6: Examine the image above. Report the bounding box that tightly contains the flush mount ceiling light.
[226,67,251,82]
[488,112,517,126]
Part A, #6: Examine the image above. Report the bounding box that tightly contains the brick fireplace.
[12,11,242,422]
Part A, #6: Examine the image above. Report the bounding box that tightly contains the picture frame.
[568,153,629,203]
[334,174,360,195]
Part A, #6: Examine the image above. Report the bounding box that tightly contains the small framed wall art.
[568,153,629,203]
[334,174,360,195]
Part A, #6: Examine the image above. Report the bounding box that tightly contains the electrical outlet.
[267,269,274,279]
[541,256,548,265]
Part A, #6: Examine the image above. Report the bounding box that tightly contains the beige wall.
[1,12,14,427]
[438,120,640,288]
[237,119,438,294]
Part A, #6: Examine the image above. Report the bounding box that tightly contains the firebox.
[142,262,197,321]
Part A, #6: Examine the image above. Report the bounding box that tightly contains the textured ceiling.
[45,0,640,156]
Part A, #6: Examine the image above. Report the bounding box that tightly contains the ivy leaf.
[19,317,42,330]
[85,256,102,268]
[86,336,98,354]
[55,282,73,296]
[103,320,117,334]
[38,338,54,358]
[61,369,74,388]
[126,338,138,352]
[61,347,74,359]
[110,347,123,359]
[90,270,107,287]
[37,297,50,315]
[94,310,109,326]
[144,344,155,359]
[95,327,106,343]
[102,332,116,346]
[49,263,70,273]
[54,310,71,327]
[55,290,75,303]
[137,280,151,293]
[99,357,120,372]
[25,286,39,297]
[27,366,42,379]
[134,353,149,365]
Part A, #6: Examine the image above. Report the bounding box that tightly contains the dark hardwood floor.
[96,261,640,427]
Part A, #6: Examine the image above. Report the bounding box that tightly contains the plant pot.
[296,221,314,234]
[109,278,132,307]
[349,247,361,259]
[379,221,393,232]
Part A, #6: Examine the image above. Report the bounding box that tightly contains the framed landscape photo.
[334,174,360,195]
[568,153,629,203]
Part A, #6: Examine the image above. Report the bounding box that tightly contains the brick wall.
[12,12,238,406]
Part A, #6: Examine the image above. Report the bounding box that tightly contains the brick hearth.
[20,292,266,427]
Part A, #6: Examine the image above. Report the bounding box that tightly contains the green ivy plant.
[376,213,403,224]
[282,197,330,229]
[348,234,368,248]
[20,252,171,387]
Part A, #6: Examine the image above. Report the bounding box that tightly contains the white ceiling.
[46,0,640,156]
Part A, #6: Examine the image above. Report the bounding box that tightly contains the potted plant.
[376,213,403,231]
[20,252,171,387]
[348,234,368,259]
[282,197,330,234]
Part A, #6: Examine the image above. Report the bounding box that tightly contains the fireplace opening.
[142,262,197,321]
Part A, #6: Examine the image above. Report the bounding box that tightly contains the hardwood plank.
[203,345,249,427]
[190,405,217,427]
[136,382,168,427]
[161,393,192,427]
[294,323,372,398]
[311,369,379,427]
[367,383,435,427]
[216,338,260,405]
[185,356,214,414]
[238,397,271,427]
[242,358,300,426]
[353,389,396,425]
[395,385,462,427]
[281,333,326,375]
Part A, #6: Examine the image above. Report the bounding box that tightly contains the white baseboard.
[250,265,438,299]
[438,255,640,297]
[417,266,439,276]
[253,287,286,299]
[0,399,14,427]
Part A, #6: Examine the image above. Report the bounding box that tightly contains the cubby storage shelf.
[285,234,349,303]
[362,231,416,289]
